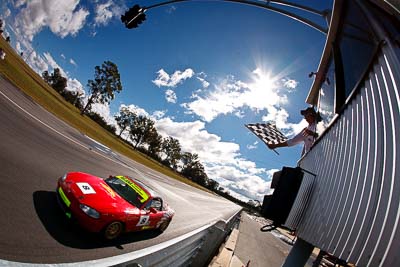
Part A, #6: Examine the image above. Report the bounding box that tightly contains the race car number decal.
[136,215,150,226]
[76,182,96,194]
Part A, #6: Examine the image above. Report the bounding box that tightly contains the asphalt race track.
[0,76,241,264]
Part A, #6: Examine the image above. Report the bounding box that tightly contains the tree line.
[41,61,219,192]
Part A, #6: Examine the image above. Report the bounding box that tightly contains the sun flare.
[251,68,275,90]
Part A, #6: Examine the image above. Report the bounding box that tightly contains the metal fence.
[290,42,400,266]
[114,211,241,267]
[0,210,241,267]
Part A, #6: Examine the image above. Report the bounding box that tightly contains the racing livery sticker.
[156,209,175,228]
[136,215,150,226]
[58,187,71,207]
[76,182,96,194]
[115,176,149,203]
[100,183,116,198]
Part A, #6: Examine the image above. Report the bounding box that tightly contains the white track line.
[0,222,214,267]
[0,88,241,266]
[0,89,135,171]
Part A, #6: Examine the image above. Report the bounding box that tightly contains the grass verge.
[0,37,208,192]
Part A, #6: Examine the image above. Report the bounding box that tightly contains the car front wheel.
[104,221,123,240]
[158,220,170,233]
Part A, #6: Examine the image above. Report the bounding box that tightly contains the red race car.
[56,172,175,239]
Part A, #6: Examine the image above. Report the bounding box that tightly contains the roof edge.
[305,0,345,105]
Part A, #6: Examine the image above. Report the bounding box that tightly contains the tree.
[115,107,136,138]
[72,91,85,109]
[147,131,163,158]
[162,137,182,170]
[129,115,156,148]
[183,161,208,186]
[181,152,208,186]
[248,200,255,206]
[86,112,116,134]
[42,70,51,84]
[81,61,122,115]
[181,152,199,167]
[52,68,68,93]
[207,179,219,191]
[42,68,85,109]
[42,68,67,93]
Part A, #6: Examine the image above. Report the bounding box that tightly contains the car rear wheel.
[104,221,123,240]
[158,220,170,233]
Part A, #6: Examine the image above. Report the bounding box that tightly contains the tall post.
[281,238,314,267]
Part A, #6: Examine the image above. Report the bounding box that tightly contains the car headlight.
[61,174,68,182]
[79,204,100,219]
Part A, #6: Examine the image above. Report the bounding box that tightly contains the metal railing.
[0,210,241,267]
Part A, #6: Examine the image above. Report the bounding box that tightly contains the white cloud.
[94,1,113,26]
[182,73,285,122]
[119,104,149,117]
[261,106,308,137]
[261,106,290,130]
[25,49,85,98]
[196,76,210,88]
[209,165,274,201]
[14,0,27,8]
[166,6,176,14]
[43,52,68,77]
[154,116,273,200]
[153,68,196,104]
[27,50,48,74]
[165,89,177,103]
[15,42,22,53]
[90,102,116,126]
[234,110,245,118]
[152,68,195,88]
[60,53,66,59]
[182,69,302,137]
[4,8,11,18]
[69,58,77,66]
[156,118,239,163]
[94,0,124,26]
[152,110,166,119]
[13,0,89,44]
[282,78,299,90]
[66,78,85,96]
[246,141,258,150]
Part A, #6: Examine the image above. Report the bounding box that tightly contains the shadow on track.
[33,191,161,249]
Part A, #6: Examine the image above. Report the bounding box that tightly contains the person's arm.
[304,128,318,138]
[268,128,307,150]
[286,130,307,147]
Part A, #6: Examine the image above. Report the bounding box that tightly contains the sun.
[251,68,275,90]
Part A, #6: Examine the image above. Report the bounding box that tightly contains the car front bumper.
[56,180,107,233]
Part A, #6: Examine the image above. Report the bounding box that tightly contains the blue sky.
[0,0,333,201]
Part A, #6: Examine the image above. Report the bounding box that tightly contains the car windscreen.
[105,176,149,208]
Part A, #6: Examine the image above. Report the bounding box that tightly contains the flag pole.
[272,149,280,155]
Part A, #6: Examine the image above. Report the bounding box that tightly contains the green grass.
[0,37,209,191]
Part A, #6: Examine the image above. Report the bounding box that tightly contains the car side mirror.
[149,207,157,213]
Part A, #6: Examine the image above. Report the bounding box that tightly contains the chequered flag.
[245,123,288,146]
